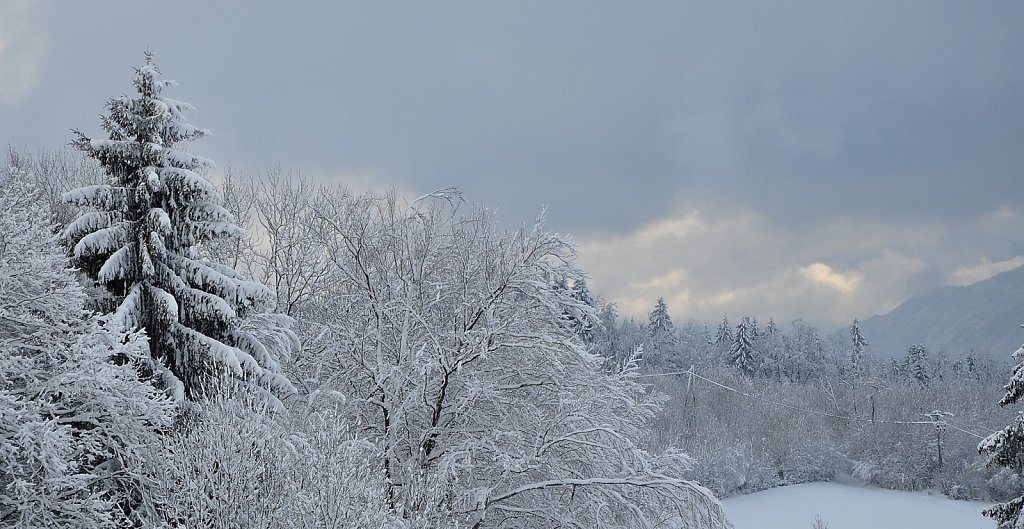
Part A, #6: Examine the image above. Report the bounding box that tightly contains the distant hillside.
[858,265,1024,360]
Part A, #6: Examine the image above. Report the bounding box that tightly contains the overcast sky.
[3,1,1023,329]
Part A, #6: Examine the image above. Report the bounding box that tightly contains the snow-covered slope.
[722,481,993,529]
[858,264,1024,360]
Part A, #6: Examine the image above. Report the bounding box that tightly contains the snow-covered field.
[722,480,994,529]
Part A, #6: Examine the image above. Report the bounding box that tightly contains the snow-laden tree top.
[65,52,294,404]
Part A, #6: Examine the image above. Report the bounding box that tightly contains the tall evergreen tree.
[904,344,931,389]
[887,357,902,380]
[648,297,674,336]
[979,329,1024,528]
[63,53,293,402]
[645,297,675,369]
[570,277,597,341]
[759,317,784,380]
[714,316,733,347]
[850,317,868,373]
[730,316,757,377]
[571,277,596,309]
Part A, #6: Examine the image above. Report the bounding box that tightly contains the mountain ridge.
[858,264,1024,360]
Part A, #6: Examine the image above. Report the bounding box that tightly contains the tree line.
[584,294,1024,510]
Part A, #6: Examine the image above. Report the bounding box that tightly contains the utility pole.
[925,410,953,471]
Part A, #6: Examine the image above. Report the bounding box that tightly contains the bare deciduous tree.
[300,188,726,528]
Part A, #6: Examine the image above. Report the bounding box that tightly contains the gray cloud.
[577,204,1024,327]
[0,2,46,105]
[2,1,1022,326]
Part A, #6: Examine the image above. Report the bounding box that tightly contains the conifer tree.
[63,53,293,402]
[569,277,597,341]
[904,344,931,389]
[648,297,674,336]
[571,277,596,309]
[966,353,978,374]
[646,297,675,369]
[714,316,732,347]
[729,316,757,377]
[887,357,902,380]
[850,318,868,373]
[979,329,1024,528]
[759,317,784,380]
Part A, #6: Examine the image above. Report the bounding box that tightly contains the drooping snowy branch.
[980,334,1024,528]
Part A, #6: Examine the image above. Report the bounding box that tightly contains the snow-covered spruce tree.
[648,297,674,337]
[713,315,732,357]
[729,316,757,377]
[979,333,1024,528]
[63,53,294,402]
[850,317,868,374]
[904,344,931,389]
[569,277,597,342]
[0,164,175,527]
[646,297,676,370]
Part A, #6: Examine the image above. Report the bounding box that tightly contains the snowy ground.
[722,479,994,529]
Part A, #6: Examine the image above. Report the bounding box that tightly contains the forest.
[2,56,1023,529]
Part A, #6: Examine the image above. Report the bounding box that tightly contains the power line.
[943,422,990,440]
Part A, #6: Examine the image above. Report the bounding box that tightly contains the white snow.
[73,224,128,258]
[722,480,994,529]
[98,244,134,282]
